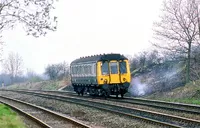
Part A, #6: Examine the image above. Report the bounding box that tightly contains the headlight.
[123,78,126,81]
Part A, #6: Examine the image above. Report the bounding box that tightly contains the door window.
[110,62,118,74]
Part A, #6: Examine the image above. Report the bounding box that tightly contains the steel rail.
[16,89,200,115]
[0,100,51,128]
[4,89,200,128]
[0,95,91,128]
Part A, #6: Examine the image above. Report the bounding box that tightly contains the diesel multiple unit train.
[70,53,131,98]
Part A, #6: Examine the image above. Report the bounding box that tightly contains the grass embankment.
[0,104,26,128]
[145,80,200,105]
[7,78,71,91]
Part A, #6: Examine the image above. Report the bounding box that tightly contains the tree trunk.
[197,4,200,40]
[186,42,191,83]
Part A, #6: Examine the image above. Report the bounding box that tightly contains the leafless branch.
[0,0,58,37]
[152,0,200,82]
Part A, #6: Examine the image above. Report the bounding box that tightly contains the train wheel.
[80,87,85,96]
[89,87,96,97]
[102,90,108,99]
[77,87,82,96]
[116,94,118,98]
[120,89,126,98]
[121,93,124,98]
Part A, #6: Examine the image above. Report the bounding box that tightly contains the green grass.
[7,80,63,91]
[145,79,200,105]
[155,98,200,105]
[41,81,59,90]
[171,98,200,105]
[0,104,26,128]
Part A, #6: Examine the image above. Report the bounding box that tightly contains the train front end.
[97,54,131,98]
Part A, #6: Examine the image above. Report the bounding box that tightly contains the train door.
[109,60,121,84]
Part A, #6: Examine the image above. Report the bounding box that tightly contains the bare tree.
[60,61,70,78]
[44,63,62,80]
[0,0,58,60]
[0,0,58,37]
[0,42,2,61]
[25,68,43,82]
[139,51,147,69]
[26,68,36,78]
[152,0,200,83]
[2,52,23,83]
[146,50,161,66]
[0,35,4,61]
[126,55,138,71]
[44,61,70,80]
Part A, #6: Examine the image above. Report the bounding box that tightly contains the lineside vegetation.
[0,104,26,128]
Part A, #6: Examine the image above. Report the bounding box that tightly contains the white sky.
[0,0,163,74]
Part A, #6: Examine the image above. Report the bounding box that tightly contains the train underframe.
[72,82,130,98]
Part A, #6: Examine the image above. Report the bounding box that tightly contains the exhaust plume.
[128,77,148,96]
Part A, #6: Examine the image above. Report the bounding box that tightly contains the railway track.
[1,89,200,128]
[18,89,200,115]
[0,95,91,128]
[35,89,200,114]
[116,97,200,114]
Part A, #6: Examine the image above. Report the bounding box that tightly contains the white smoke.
[128,77,148,96]
[164,69,179,79]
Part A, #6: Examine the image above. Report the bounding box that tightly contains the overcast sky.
[0,0,163,74]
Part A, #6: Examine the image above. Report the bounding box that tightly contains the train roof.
[70,53,128,64]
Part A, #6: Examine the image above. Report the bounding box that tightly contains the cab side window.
[119,61,127,74]
[101,61,109,75]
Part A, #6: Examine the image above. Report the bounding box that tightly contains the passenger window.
[88,65,91,74]
[85,65,88,74]
[78,66,81,74]
[75,66,77,74]
[93,64,96,75]
[101,62,109,75]
[82,65,84,75]
[110,62,118,74]
[119,61,127,74]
